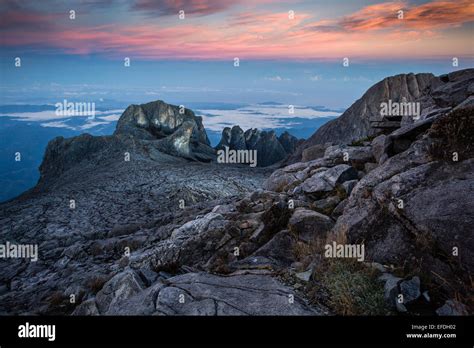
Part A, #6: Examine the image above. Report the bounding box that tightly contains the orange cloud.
[340,0,474,31]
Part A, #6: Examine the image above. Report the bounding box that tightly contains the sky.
[0,0,473,107]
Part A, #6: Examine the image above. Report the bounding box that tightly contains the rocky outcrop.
[288,208,334,243]
[38,134,127,189]
[37,100,221,190]
[115,100,209,144]
[331,136,474,296]
[0,100,276,315]
[264,103,474,314]
[290,69,474,163]
[216,126,298,167]
[115,100,216,162]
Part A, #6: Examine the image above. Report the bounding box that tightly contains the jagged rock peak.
[278,131,300,154]
[114,100,210,145]
[216,125,298,167]
[113,100,216,162]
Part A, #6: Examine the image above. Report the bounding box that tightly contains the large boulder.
[435,300,469,316]
[429,69,474,109]
[321,164,359,186]
[324,145,374,168]
[300,172,334,197]
[154,120,216,162]
[302,144,327,162]
[330,131,474,301]
[95,270,145,314]
[288,208,334,243]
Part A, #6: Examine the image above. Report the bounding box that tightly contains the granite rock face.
[291,69,474,163]
[278,131,300,154]
[115,100,210,144]
[154,272,319,316]
[261,71,473,315]
[115,100,216,162]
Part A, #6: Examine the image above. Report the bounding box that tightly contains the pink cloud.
[1,1,472,60]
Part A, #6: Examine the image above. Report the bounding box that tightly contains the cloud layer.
[0,0,473,59]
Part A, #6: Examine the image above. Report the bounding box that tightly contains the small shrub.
[349,135,376,147]
[48,291,66,307]
[314,259,389,315]
[45,290,77,314]
[334,185,347,201]
[86,275,110,294]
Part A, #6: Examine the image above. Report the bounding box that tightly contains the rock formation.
[289,69,474,163]
[115,100,216,162]
[216,126,298,167]
[0,70,472,316]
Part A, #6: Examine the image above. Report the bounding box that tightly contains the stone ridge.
[289,69,474,163]
[37,100,300,186]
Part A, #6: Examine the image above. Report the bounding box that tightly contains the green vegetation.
[349,135,376,147]
[313,259,390,315]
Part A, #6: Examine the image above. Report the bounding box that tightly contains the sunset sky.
[0,0,473,106]
[1,0,473,59]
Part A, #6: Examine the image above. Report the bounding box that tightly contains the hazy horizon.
[1,0,473,108]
